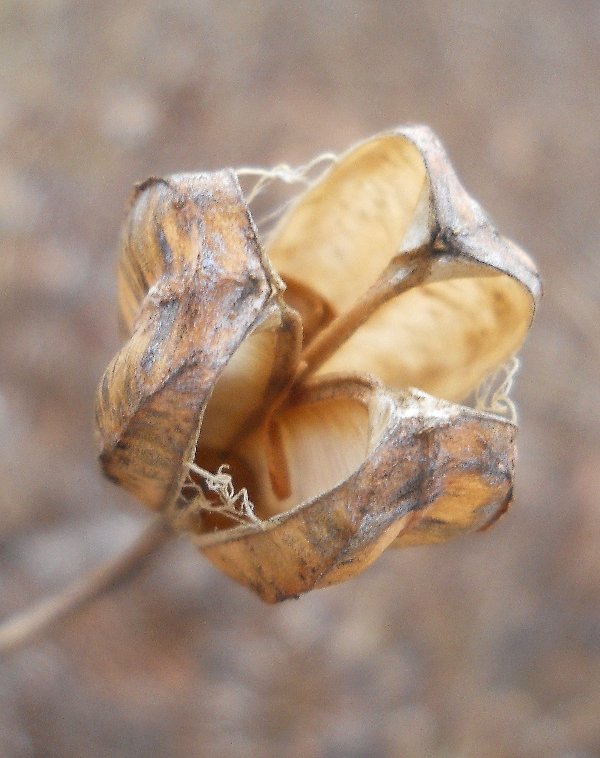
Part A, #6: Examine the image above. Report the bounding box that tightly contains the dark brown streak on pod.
[157,224,174,269]
[139,298,180,375]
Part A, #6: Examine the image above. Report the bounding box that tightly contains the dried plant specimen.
[95,126,540,602]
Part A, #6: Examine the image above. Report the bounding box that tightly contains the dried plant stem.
[0,517,172,656]
[293,246,431,387]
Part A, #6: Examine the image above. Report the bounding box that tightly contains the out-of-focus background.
[1,2,599,756]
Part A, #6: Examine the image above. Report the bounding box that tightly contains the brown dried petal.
[196,378,515,602]
[266,126,541,401]
[95,171,299,512]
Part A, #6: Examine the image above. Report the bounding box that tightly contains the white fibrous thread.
[236,152,337,228]
[183,463,262,527]
[474,357,520,423]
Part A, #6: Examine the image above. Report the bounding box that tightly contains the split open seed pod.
[96,126,540,602]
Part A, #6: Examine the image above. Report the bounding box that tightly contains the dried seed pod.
[96,126,540,601]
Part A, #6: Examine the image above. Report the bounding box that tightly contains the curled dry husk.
[96,126,541,602]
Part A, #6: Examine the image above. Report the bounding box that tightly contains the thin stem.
[293,245,431,387]
[0,517,172,656]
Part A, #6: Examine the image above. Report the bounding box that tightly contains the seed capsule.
[96,126,540,601]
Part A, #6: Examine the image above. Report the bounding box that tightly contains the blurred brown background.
[1,2,599,756]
